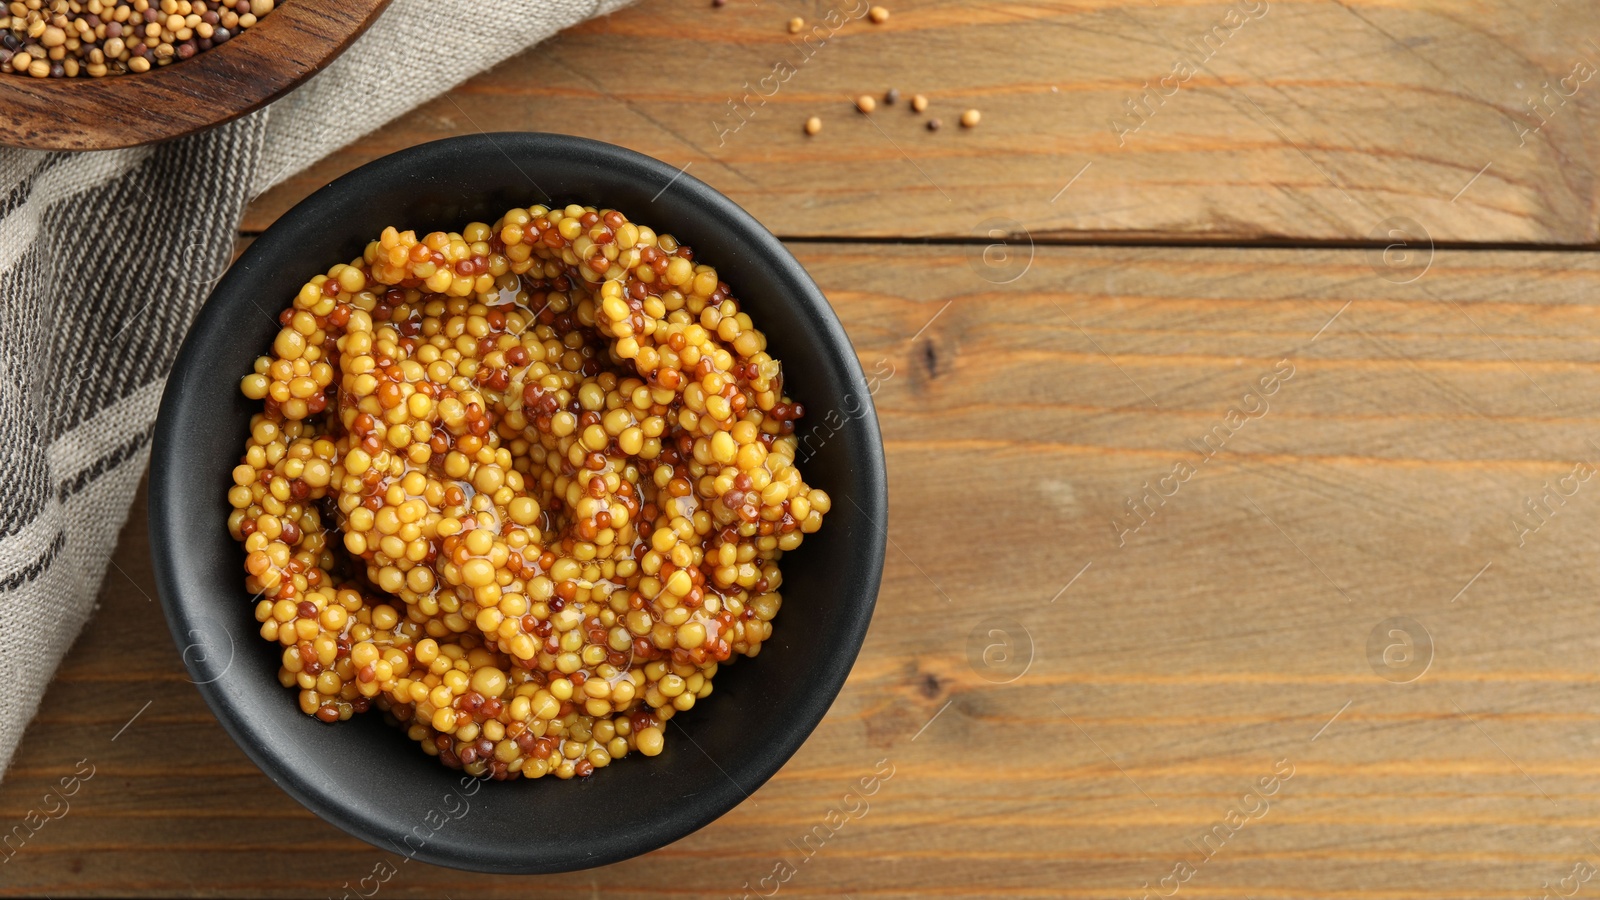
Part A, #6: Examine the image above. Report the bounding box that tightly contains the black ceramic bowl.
[149,133,886,874]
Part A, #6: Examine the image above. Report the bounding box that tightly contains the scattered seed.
[804,116,822,135]
[869,5,890,23]
[788,16,805,33]
[884,88,900,105]
[910,93,928,113]
[855,94,876,114]
[712,0,726,6]
[961,108,982,128]
[927,118,942,131]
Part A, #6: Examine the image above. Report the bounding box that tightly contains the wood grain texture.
[7,243,1600,898]
[243,0,1600,244]
[0,0,390,151]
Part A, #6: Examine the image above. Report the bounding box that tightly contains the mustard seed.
[788,16,804,33]
[911,93,928,113]
[927,117,942,131]
[2,0,277,79]
[869,5,890,23]
[961,108,982,128]
[884,88,900,105]
[804,116,822,135]
[855,94,876,114]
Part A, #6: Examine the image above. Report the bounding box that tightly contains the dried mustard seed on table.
[230,204,830,781]
[1,0,276,79]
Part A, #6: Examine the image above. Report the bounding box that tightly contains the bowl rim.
[148,131,888,873]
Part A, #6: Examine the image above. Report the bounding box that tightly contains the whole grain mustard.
[229,203,828,781]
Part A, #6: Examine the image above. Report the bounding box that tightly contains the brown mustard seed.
[855,94,876,114]
[804,116,822,135]
[910,94,929,113]
[961,108,982,128]
[788,16,804,33]
[869,5,890,23]
[884,88,900,105]
[231,203,830,781]
[2,0,274,79]
[927,117,942,131]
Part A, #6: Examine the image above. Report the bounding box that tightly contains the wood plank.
[7,243,1600,898]
[243,0,1600,244]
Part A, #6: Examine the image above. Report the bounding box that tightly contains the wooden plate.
[0,0,390,151]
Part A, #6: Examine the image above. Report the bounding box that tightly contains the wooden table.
[7,1,1600,896]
